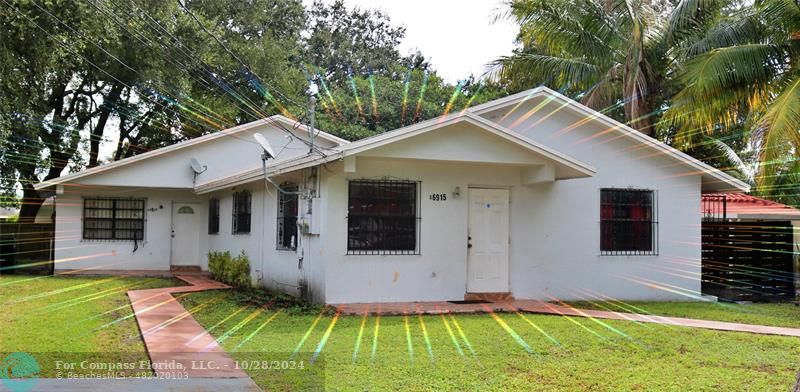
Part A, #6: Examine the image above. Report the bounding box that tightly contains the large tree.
[662,0,800,193]
[0,0,309,220]
[494,0,734,136]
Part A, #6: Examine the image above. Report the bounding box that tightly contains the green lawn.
[2,275,797,390]
[0,274,179,377]
[180,291,800,391]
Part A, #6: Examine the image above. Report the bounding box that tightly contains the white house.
[36,87,749,304]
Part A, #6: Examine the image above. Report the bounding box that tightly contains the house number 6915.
[429,193,447,201]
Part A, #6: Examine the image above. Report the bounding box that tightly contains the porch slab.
[332,300,800,338]
[127,275,248,378]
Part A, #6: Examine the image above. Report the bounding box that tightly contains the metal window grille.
[208,198,220,234]
[347,180,421,255]
[701,194,727,221]
[82,198,145,241]
[232,191,251,234]
[277,183,298,250]
[600,189,658,255]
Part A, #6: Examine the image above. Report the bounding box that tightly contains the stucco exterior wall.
[53,188,207,271]
[205,182,306,296]
[315,115,702,303]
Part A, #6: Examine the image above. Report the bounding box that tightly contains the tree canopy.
[0,0,502,219]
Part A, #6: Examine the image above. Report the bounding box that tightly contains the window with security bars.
[600,189,658,255]
[277,184,298,250]
[232,191,251,234]
[208,198,220,234]
[347,180,420,255]
[83,198,145,241]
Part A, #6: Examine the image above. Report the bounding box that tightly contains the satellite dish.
[189,157,206,174]
[254,133,275,160]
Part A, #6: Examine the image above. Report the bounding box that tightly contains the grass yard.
[180,291,800,391]
[0,274,179,377]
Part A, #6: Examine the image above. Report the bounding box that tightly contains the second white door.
[171,202,201,266]
[467,188,510,293]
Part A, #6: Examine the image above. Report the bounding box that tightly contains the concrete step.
[464,292,514,302]
[169,265,202,273]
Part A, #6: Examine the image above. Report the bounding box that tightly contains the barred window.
[347,180,420,255]
[232,191,251,234]
[600,189,658,255]
[208,198,220,234]
[83,198,145,241]
[277,184,298,250]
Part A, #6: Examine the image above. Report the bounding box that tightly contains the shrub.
[208,250,251,289]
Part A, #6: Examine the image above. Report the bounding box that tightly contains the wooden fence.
[0,222,55,275]
[701,221,795,302]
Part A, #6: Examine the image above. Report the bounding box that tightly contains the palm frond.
[511,0,621,63]
[755,75,800,188]
[680,44,785,97]
[684,15,761,57]
[760,0,800,33]
[704,135,756,182]
[582,63,623,108]
[494,53,602,90]
[667,0,726,41]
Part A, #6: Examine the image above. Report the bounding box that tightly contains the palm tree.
[662,0,800,192]
[494,0,731,136]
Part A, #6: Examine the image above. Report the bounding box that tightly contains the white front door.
[467,188,510,293]
[171,202,201,266]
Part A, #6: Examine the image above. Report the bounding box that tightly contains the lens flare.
[439,314,464,357]
[312,311,340,364]
[348,70,365,121]
[187,307,247,345]
[352,311,368,363]
[368,70,379,123]
[442,80,464,117]
[404,314,414,364]
[215,308,264,344]
[417,314,434,362]
[413,70,430,122]
[485,309,536,355]
[448,314,476,356]
[234,310,283,352]
[514,311,562,347]
[401,71,411,124]
[292,312,324,357]
[371,313,381,363]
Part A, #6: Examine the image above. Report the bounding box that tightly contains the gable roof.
[470,86,750,193]
[34,115,348,190]
[194,111,598,194]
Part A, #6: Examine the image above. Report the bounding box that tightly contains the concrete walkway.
[333,299,800,337]
[127,275,248,378]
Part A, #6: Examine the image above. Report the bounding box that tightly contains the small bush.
[208,250,251,289]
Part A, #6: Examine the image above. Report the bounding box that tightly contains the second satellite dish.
[189,157,207,174]
[254,133,275,160]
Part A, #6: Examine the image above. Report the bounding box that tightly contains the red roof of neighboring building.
[704,193,800,218]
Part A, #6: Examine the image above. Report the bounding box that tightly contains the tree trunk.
[17,182,44,224]
[88,84,124,168]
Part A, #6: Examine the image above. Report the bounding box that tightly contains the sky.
[307,0,519,83]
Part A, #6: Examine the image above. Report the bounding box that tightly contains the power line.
[175,0,304,108]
